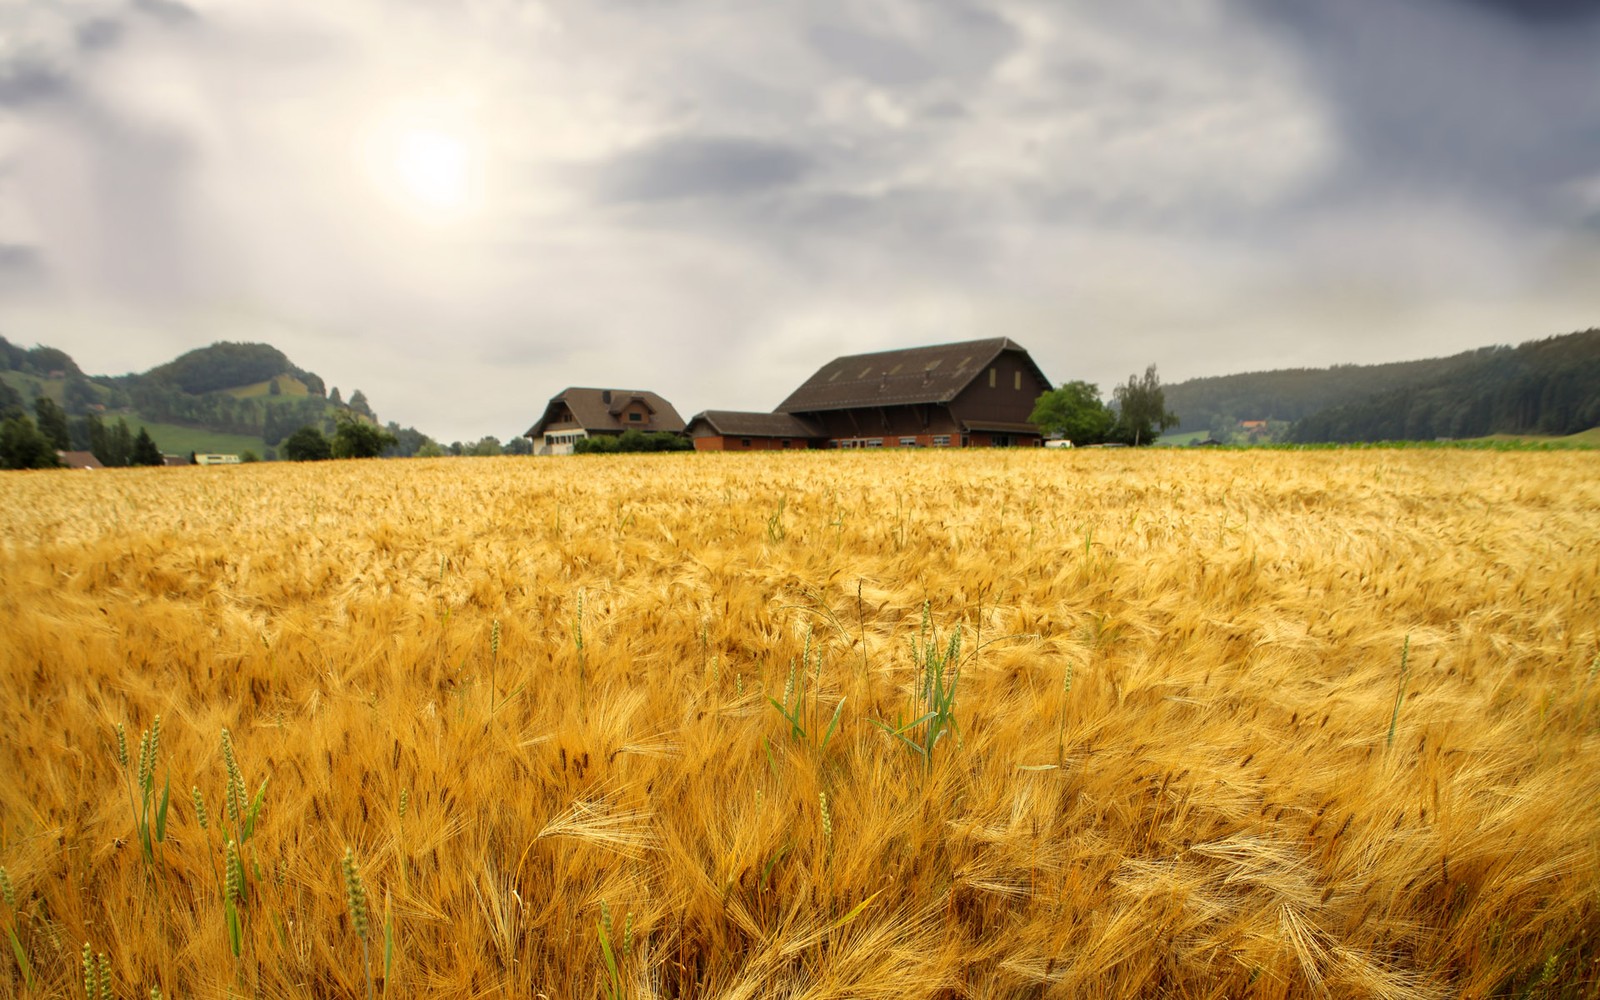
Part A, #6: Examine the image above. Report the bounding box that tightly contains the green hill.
[0,335,443,461]
[0,336,362,459]
[1288,329,1600,442]
[143,342,325,397]
[1163,327,1600,444]
[1164,351,1495,436]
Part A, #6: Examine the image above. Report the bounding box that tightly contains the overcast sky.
[2,0,1598,442]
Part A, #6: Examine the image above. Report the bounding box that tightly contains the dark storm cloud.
[598,135,813,202]
[1454,0,1600,23]
[1242,0,1600,213]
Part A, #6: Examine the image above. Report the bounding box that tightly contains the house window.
[988,368,997,388]
[933,435,950,446]
[1014,371,1022,390]
[899,437,917,446]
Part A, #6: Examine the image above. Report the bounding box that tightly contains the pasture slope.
[0,450,1597,999]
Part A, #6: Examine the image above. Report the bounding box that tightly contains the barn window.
[899,437,917,446]
[1014,371,1022,390]
[741,438,752,448]
[781,439,791,448]
[988,368,996,388]
[865,438,883,447]
[932,435,951,446]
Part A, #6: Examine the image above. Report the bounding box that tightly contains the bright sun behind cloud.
[360,101,484,223]
[395,129,471,210]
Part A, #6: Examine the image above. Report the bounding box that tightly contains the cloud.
[597,135,813,202]
[0,0,1595,442]
[0,61,71,108]
[1244,0,1600,213]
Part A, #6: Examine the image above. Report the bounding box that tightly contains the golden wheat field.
[0,449,1597,999]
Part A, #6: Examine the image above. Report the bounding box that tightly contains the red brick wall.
[693,436,809,451]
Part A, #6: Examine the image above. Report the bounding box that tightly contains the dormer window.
[629,412,642,422]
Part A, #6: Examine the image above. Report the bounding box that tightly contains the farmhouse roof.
[56,450,104,470]
[686,410,825,438]
[525,387,686,438]
[775,337,1050,413]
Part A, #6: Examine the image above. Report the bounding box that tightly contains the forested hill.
[141,342,326,396]
[1288,328,1600,442]
[1164,328,1600,441]
[1164,349,1498,436]
[0,337,437,457]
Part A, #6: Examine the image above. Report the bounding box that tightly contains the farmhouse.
[524,387,687,455]
[689,339,1054,449]
[689,338,1053,450]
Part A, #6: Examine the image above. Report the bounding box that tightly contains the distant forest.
[1163,328,1600,443]
[1288,329,1600,442]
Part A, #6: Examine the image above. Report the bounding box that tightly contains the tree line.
[1288,329,1600,442]
[0,396,165,470]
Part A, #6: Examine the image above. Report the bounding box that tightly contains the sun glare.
[361,102,484,222]
[396,129,470,210]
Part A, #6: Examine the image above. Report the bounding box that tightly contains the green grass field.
[224,375,311,399]
[128,417,267,457]
[0,370,66,401]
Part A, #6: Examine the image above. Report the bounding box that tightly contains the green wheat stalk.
[2,867,32,991]
[344,847,374,1000]
[1387,635,1412,748]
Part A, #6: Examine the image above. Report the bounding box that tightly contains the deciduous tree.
[1029,380,1114,444]
[331,416,397,459]
[282,425,332,461]
[1113,365,1179,446]
[0,416,60,469]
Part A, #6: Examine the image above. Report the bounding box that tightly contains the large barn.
[687,338,1054,450]
[524,387,687,455]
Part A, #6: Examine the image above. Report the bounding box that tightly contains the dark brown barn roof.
[775,337,1050,413]
[686,410,825,439]
[525,388,686,438]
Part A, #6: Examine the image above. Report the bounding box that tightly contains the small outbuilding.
[684,411,825,451]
